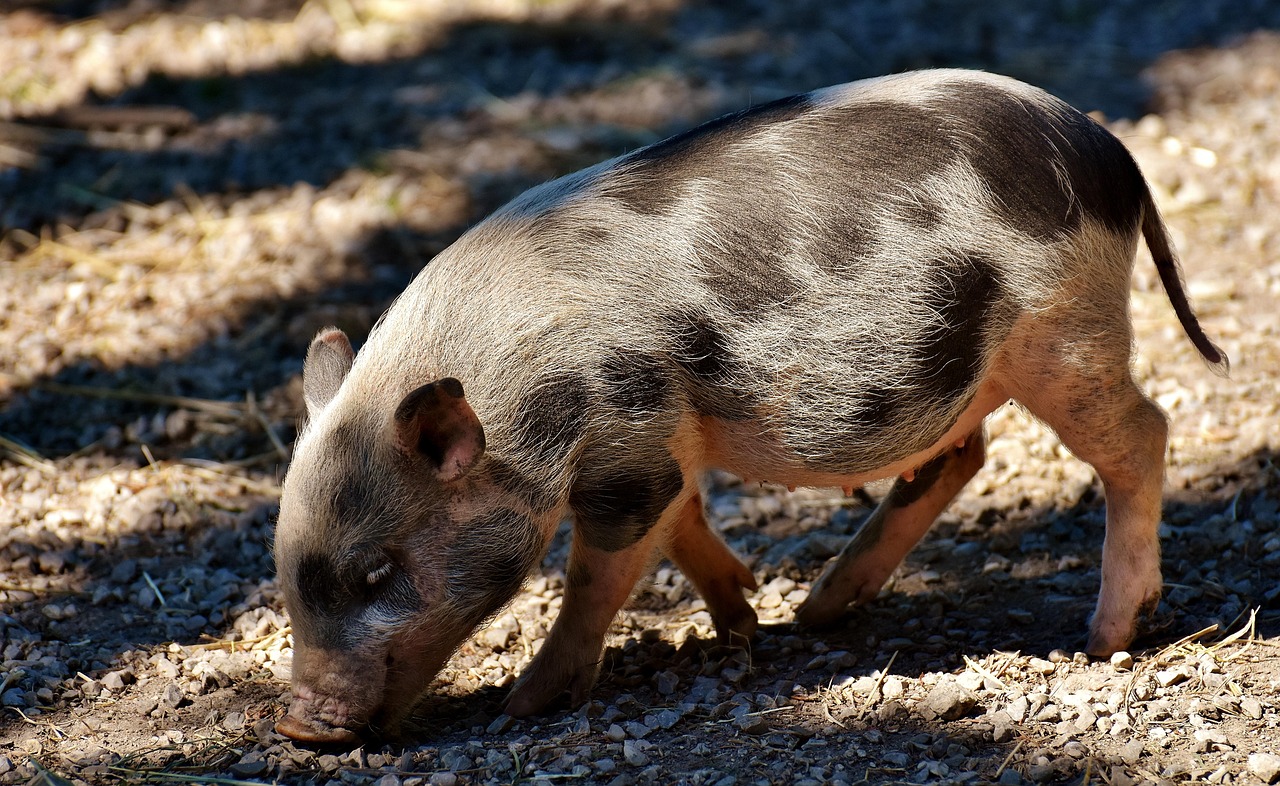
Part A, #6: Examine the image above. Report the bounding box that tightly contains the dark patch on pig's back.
[607,93,813,215]
[937,80,1144,239]
[666,311,761,421]
[569,450,685,552]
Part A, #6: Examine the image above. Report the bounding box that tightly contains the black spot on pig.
[600,351,673,415]
[940,81,1144,239]
[510,373,591,463]
[917,253,1006,400]
[809,101,962,187]
[887,452,950,507]
[667,312,760,421]
[570,454,684,552]
[486,457,559,514]
[446,508,540,622]
[610,93,813,215]
[696,214,804,315]
[807,209,879,278]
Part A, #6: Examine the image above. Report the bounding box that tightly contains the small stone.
[1028,658,1055,675]
[606,723,626,742]
[990,712,1015,743]
[486,714,515,735]
[373,775,401,786]
[655,671,679,696]
[161,682,185,709]
[997,768,1022,785]
[924,681,978,720]
[1006,696,1029,723]
[1241,696,1264,720]
[429,773,458,786]
[624,720,650,739]
[222,711,245,731]
[622,740,648,767]
[1027,763,1056,782]
[101,671,127,692]
[882,751,911,768]
[1110,651,1134,670]
[1249,753,1280,784]
[1074,706,1097,731]
[734,713,770,735]
[229,760,269,777]
[2,689,28,707]
[1120,739,1145,765]
[596,758,617,773]
[649,708,682,730]
[1155,668,1188,688]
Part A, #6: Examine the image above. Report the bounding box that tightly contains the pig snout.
[275,643,385,745]
[277,684,364,745]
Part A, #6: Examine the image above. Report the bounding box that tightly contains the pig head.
[274,330,548,743]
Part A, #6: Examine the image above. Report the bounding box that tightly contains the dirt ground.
[1,1,1279,784]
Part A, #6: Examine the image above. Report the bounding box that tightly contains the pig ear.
[393,378,486,482]
[303,328,356,417]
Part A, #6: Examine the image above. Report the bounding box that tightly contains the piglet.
[273,68,1225,743]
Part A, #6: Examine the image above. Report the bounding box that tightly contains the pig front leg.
[504,491,689,717]
[664,491,758,646]
[796,428,986,626]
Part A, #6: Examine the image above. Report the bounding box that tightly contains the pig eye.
[365,563,394,587]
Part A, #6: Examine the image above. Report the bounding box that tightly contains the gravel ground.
[2,1,1279,784]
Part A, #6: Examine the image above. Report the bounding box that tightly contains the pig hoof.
[793,597,844,628]
[276,714,362,746]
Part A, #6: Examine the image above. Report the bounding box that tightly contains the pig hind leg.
[1006,343,1168,657]
[664,491,758,646]
[796,428,987,626]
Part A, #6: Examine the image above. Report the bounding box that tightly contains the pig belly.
[700,380,1009,489]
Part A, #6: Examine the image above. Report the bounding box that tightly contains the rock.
[924,680,978,720]
[655,671,679,696]
[997,768,1022,785]
[606,724,626,742]
[1110,651,1134,670]
[373,775,401,786]
[1119,740,1145,765]
[429,773,458,786]
[229,759,269,777]
[1155,668,1189,687]
[101,671,127,692]
[161,682,185,709]
[1074,706,1098,732]
[882,751,911,768]
[734,713,770,735]
[622,740,649,767]
[990,711,1015,743]
[1241,696,1264,720]
[1249,753,1280,784]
